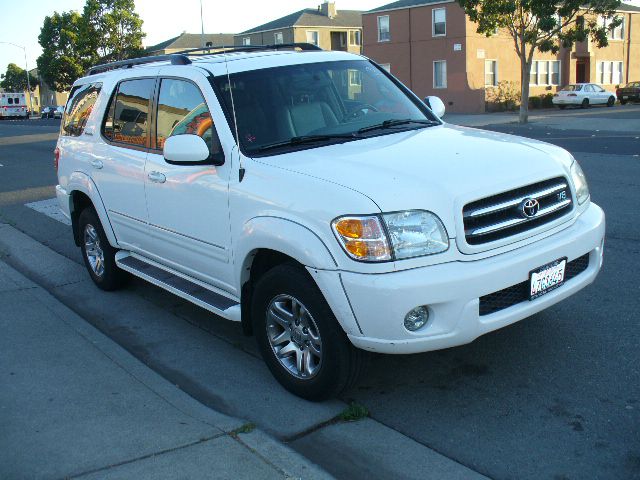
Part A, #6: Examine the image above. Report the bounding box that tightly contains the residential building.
[146,33,235,56]
[363,0,640,112]
[26,69,68,112]
[235,1,362,54]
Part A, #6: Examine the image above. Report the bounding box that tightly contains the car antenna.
[222,46,244,182]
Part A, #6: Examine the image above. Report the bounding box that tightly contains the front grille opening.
[464,177,573,246]
[479,253,590,316]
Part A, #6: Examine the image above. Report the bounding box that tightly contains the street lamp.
[0,41,33,115]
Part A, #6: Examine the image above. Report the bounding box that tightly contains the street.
[0,105,639,480]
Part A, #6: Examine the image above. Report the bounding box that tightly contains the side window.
[156,78,222,159]
[103,78,154,147]
[62,83,102,137]
[8,98,13,105]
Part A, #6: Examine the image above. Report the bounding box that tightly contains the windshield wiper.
[358,119,439,134]
[256,133,358,153]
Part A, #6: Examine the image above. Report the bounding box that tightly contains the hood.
[254,124,574,236]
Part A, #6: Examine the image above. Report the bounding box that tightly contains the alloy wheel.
[266,294,322,379]
[84,224,105,277]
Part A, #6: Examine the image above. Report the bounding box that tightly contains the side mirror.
[163,134,223,165]
[424,96,446,118]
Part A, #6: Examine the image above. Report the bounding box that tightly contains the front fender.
[67,171,118,247]
[236,216,338,286]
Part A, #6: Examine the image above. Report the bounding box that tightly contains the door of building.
[576,60,589,83]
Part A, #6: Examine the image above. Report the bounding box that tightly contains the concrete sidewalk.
[0,258,330,480]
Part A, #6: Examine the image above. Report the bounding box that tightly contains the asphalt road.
[0,109,638,480]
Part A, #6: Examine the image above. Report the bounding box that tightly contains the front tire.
[78,207,127,291]
[581,98,589,109]
[252,264,367,401]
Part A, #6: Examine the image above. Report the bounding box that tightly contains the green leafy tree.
[0,63,38,92]
[36,11,86,92]
[457,0,622,123]
[81,0,145,63]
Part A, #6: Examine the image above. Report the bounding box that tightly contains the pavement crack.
[66,434,225,479]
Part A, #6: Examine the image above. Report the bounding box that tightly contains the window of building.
[306,30,319,46]
[599,16,624,40]
[485,60,497,86]
[433,60,447,88]
[529,60,560,85]
[242,37,251,46]
[62,82,102,137]
[378,15,390,42]
[102,78,154,147]
[156,78,222,158]
[597,61,623,84]
[348,69,362,86]
[432,8,446,36]
[274,32,284,45]
[349,30,361,46]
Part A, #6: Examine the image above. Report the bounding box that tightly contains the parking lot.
[0,105,639,479]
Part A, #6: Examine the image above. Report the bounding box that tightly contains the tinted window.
[7,98,13,105]
[103,78,154,147]
[62,83,102,136]
[156,78,221,157]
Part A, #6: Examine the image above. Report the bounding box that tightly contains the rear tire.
[252,264,368,401]
[620,99,628,105]
[581,98,589,109]
[607,96,615,107]
[78,207,127,291]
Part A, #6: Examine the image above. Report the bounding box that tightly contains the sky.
[1,0,639,76]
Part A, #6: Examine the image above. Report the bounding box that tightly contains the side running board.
[115,252,241,321]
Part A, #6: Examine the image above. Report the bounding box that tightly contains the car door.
[91,76,156,251]
[143,69,235,294]
[593,84,609,104]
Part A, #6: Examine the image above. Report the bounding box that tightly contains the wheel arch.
[67,172,118,248]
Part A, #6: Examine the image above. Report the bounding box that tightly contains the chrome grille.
[463,177,573,245]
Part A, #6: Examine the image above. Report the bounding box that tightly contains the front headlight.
[332,210,448,262]
[570,160,589,204]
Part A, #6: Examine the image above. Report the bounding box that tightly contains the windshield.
[561,85,582,92]
[213,60,439,156]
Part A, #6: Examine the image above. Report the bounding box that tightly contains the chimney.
[319,1,337,19]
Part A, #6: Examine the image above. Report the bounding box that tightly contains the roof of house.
[368,0,640,13]
[239,8,362,35]
[146,33,236,52]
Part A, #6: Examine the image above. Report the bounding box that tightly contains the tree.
[81,0,145,63]
[0,63,38,92]
[37,11,87,92]
[457,0,622,123]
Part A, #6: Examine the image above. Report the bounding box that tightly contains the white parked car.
[55,45,605,400]
[553,83,616,109]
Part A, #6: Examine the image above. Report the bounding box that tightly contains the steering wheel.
[349,103,379,119]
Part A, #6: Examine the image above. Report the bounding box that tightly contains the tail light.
[54,147,60,172]
[568,93,577,97]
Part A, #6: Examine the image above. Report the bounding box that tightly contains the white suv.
[55,45,605,400]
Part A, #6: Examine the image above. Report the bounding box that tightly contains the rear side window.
[103,78,154,147]
[62,83,102,136]
[156,78,222,157]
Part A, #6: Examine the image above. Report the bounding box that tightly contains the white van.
[0,92,28,119]
[55,45,605,400]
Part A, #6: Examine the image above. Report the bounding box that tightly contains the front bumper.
[341,203,605,354]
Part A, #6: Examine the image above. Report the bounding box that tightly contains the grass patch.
[231,422,256,436]
[339,402,369,422]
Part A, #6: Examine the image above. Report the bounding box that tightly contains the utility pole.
[0,41,33,115]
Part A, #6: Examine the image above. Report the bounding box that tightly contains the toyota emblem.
[520,198,540,218]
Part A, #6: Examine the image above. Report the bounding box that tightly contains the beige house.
[363,0,640,112]
[235,2,362,53]
[27,68,68,112]
[146,33,235,56]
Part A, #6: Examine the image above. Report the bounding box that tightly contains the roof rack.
[86,43,322,76]
[173,42,323,56]
[87,54,191,75]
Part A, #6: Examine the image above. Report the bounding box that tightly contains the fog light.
[404,306,429,331]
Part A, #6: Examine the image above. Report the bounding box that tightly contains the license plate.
[529,258,567,300]
[623,96,628,99]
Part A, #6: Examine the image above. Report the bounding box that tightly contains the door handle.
[84,126,95,136]
[91,159,103,169]
[148,171,166,183]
